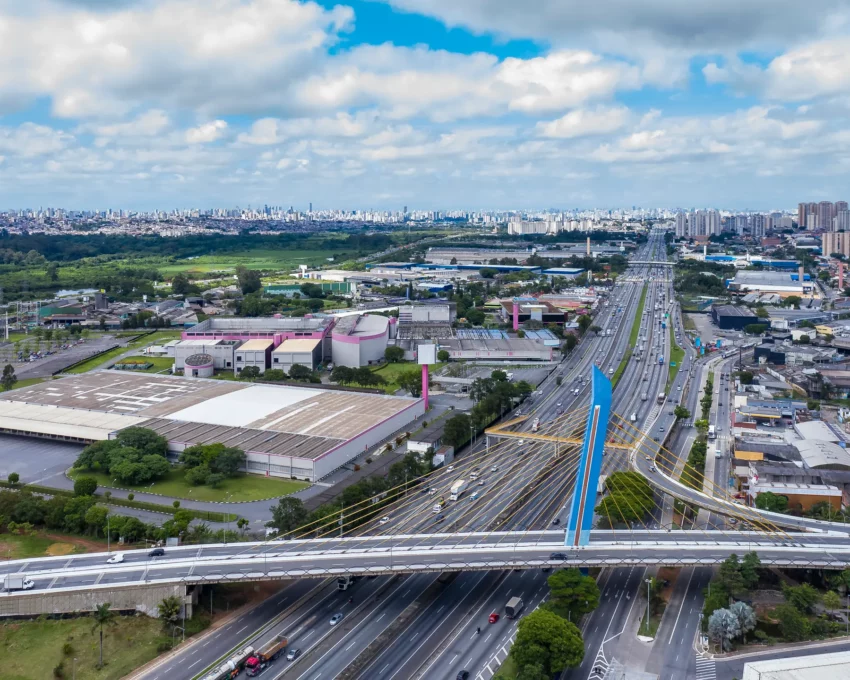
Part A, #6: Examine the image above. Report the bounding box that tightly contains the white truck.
[450,480,468,501]
[531,418,540,433]
[630,413,637,423]
[4,574,34,591]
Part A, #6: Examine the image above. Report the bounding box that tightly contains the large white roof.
[743,650,850,679]
[0,401,145,440]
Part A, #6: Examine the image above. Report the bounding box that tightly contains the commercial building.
[0,372,424,481]
[438,338,552,361]
[271,338,323,372]
[541,268,585,279]
[743,650,850,680]
[235,339,274,374]
[499,299,567,325]
[711,305,760,330]
[727,271,811,296]
[265,281,355,297]
[331,314,391,368]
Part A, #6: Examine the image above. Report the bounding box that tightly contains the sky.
[1,0,850,211]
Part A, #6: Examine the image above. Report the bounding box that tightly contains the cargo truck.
[4,574,34,591]
[337,575,360,591]
[245,634,288,676]
[450,479,468,501]
[199,647,255,680]
[505,596,525,619]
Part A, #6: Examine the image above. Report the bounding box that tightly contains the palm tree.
[91,602,116,668]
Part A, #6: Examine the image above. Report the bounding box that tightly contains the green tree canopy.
[755,491,789,513]
[442,413,472,448]
[512,609,584,675]
[384,345,405,363]
[545,568,600,621]
[270,497,308,534]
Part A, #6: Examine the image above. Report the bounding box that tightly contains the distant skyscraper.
[836,210,850,232]
[818,201,835,230]
[750,214,766,238]
[674,212,688,238]
[309,202,312,213]
[706,210,721,236]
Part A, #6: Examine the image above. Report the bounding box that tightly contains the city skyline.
[0,1,849,209]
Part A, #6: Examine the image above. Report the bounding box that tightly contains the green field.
[2,377,46,392]
[667,324,685,391]
[0,613,191,680]
[0,532,92,560]
[63,332,182,375]
[69,468,309,502]
[157,249,352,274]
[493,655,518,679]
[113,356,174,374]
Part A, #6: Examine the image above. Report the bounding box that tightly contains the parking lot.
[0,434,83,486]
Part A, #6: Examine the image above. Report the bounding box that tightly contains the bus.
[708,425,716,440]
[656,392,666,404]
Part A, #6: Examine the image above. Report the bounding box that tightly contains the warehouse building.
[271,338,323,372]
[331,314,391,368]
[235,339,274,374]
[727,270,812,296]
[174,339,241,371]
[438,337,552,361]
[265,281,355,297]
[711,305,760,330]
[0,372,424,481]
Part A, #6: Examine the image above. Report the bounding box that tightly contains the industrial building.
[438,338,552,361]
[271,338,323,372]
[424,247,533,265]
[0,372,424,481]
[235,339,274,374]
[499,299,567,325]
[265,281,355,297]
[711,305,760,330]
[727,270,812,296]
[331,314,391,368]
[742,650,850,680]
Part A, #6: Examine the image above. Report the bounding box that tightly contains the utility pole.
[645,578,652,633]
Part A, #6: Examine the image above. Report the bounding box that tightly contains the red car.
[489,612,500,624]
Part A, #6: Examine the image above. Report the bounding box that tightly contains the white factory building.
[331,314,392,368]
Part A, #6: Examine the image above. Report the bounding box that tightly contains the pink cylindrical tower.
[422,364,429,410]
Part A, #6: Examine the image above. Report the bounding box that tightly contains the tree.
[783,583,820,613]
[158,595,183,633]
[437,349,450,362]
[673,405,691,421]
[7,472,19,485]
[774,603,811,641]
[755,306,769,319]
[561,334,577,353]
[784,295,802,309]
[741,552,762,591]
[588,325,603,335]
[1,364,17,392]
[729,601,757,643]
[546,568,600,621]
[237,517,249,533]
[755,491,789,513]
[84,505,109,537]
[235,266,262,294]
[743,323,769,335]
[46,262,59,282]
[443,413,472,448]
[73,476,98,497]
[240,365,261,380]
[718,554,746,598]
[479,267,497,279]
[491,370,508,382]
[737,371,754,385]
[171,273,191,295]
[516,663,549,680]
[384,345,405,363]
[823,590,842,620]
[512,608,584,674]
[91,602,117,668]
[397,369,424,397]
[708,608,741,651]
[577,315,592,332]
[116,427,168,458]
[185,465,211,486]
[262,369,288,382]
[270,497,308,534]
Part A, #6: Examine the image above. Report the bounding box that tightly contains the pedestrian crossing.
[695,654,716,680]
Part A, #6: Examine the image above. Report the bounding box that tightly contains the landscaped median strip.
[612,283,646,388]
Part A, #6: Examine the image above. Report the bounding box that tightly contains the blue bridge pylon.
[565,365,612,547]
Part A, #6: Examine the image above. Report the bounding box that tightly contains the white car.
[106,553,124,564]
[491,466,499,472]
[644,455,651,461]
[330,613,344,626]
[517,440,525,446]
[447,465,454,472]
[379,516,390,525]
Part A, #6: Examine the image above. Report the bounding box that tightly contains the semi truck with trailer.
[450,480,468,501]
[198,647,255,680]
[245,635,288,676]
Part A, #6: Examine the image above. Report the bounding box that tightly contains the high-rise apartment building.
[819,201,835,230]
[675,212,688,238]
[836,210,850,232]
[750,214,766,238]
[823,231,850,259]
[735,214,748,235]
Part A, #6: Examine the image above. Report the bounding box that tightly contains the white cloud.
[537,106,630,139]
[186,120,227,144]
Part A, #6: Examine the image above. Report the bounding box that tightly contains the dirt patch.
[657,567,681,604]
[0,541,14,556]
[44,542,75,556]
[43,533,106,553]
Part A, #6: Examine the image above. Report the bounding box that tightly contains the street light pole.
[106,514,110,555]
[645,578,652,633]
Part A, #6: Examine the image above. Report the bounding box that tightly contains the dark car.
[148,548,165,557]
[457,672,470,680]
[551,518,561,525]
[435,514,446,524]
[550,552,567,561]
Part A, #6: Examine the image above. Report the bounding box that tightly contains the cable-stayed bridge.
[2,367,849,610]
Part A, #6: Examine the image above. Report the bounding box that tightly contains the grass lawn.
[69,468,309,502]
[0,533,82,560]
[682,314,697,332]
[157,248,358,274]
[0,613,200,680]
[493,654,518,679]
[2,377,46,392]
[629,284,648,347]
[667,324,685,392]
[113,356,174,374]
[63,332,179,375]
